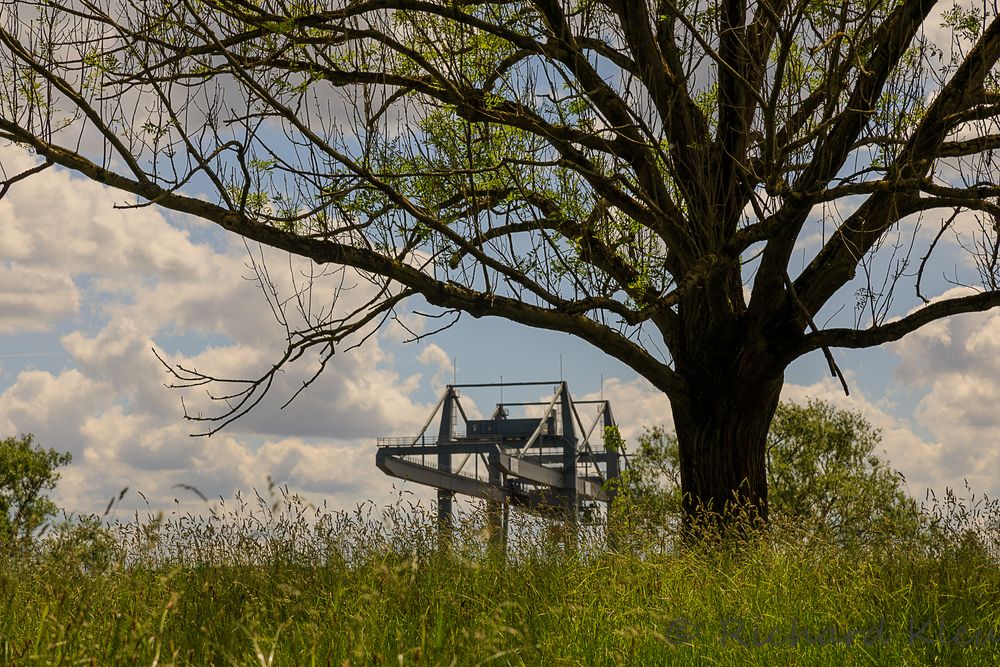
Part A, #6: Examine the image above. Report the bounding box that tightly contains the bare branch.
[798,289,1000,353]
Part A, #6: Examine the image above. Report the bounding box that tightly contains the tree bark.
[670,368,783,534]
[669,282,788,534]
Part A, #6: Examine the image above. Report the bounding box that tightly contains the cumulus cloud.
[417,343,455,390]
[0,369,115,453]
[886,306,1000,497]
[0,268,79,332]
[0,146,438,516]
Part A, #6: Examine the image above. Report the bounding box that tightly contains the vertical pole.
[502,494,510,551]
[487,452,505,555]
[602,401,622,551]
[559,382,578,547]
[603,401,620,501]
[437,386,456,535]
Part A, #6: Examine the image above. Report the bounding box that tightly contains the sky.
[2,135,999,522]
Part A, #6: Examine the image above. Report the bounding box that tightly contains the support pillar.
[487,452,506,554]
[602,401,622,551]
[559,382,579,546]
[437,387,457,534]
[603,401,620,502]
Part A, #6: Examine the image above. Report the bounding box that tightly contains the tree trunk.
[670,369,783,534]
[668,275,788,534]
[663,264,795,535]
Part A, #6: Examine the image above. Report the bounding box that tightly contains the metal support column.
[376,380,625,551]
[559,382,578,528]
[437,386,456,530]
[602,401,621,551]
[487,451,505,552]
[603,402,619,503]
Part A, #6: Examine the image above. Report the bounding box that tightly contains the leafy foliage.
[766,399,923,542]
[613,399,924,545]
[0,434,72,549]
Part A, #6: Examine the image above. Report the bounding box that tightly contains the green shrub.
[0,433,72,552]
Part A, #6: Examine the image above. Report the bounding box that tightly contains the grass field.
[2,487,999,666]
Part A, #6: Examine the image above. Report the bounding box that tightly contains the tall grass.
[2,484,999,665]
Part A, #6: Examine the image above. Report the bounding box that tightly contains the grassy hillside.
[2,488,999,666]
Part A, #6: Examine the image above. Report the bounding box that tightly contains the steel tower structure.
[375,381,624,543]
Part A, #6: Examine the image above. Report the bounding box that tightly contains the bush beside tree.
[611,399,925,547]
[0,433,72,550]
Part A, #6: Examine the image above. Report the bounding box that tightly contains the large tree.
[3,0,1000,526]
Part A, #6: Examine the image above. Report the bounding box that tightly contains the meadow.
[2,486,999,666]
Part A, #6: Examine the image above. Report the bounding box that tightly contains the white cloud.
[882,306,1000,497]
[0,369,115,453]
[0,267,79,332]
[0,147,439,516]
[417,343,455,390]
